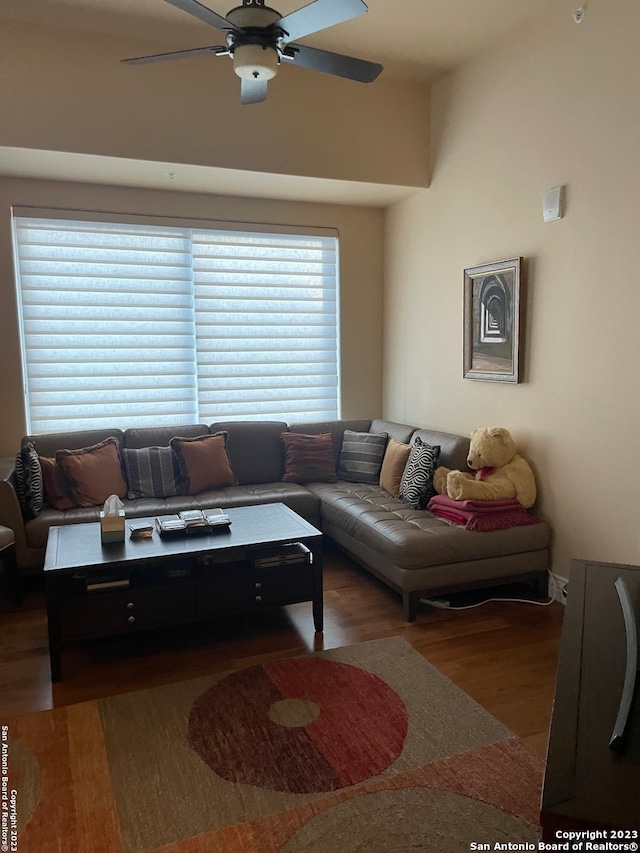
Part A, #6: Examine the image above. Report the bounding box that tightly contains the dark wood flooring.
[0,543,564,756]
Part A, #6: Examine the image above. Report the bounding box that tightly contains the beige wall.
[1,19,429,189]
[0,177,384,454]
[384,0,640,579]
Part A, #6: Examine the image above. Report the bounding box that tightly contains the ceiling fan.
[121,0,383,105]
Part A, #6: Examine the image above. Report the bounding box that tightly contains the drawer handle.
[127,602,135,610]
[255,595,262,602]
[609,577,638,751]
[127,615,136,624]
[255,582,262,590]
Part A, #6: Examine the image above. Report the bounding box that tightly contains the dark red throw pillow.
[281,433,337,484]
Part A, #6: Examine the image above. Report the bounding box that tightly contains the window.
[12,211,340,433]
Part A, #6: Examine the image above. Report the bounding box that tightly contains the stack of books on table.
[252,543,311,569]
[155,509,232,536]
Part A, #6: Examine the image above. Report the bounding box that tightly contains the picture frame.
[463,257,523,383]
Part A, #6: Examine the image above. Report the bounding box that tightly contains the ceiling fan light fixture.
[233,43,279,80]
[122,0,383,106]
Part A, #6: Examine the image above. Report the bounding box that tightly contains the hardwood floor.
[0,543,564,756]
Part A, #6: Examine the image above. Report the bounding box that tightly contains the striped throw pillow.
[338,430,388,484]
[123,446,182,499]
[282,433,337,483]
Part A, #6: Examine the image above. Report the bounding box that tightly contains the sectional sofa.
[0,418,551,620]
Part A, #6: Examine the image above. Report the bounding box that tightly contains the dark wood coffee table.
[44,502,323,681]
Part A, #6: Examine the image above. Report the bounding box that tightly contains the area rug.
[4,637,543,852]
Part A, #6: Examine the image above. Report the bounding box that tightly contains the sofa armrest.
[0,457,28,568]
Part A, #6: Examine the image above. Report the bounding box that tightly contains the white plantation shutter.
[12,212,339,433]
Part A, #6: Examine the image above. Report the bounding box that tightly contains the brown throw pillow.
[39,456,77,511]
[56,437,128,508]
[171,432,238,495]
[379,438,412,497]
[282,433,337,484]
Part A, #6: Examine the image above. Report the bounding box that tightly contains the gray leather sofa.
[0,418,551,620]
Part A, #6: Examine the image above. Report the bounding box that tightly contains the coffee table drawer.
[197,567,314,618]
[60,586,196,639]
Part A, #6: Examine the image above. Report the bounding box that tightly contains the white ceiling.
[1,0,553,205]
[1,0,552,81]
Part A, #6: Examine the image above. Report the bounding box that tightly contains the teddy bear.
[433,426,536,508]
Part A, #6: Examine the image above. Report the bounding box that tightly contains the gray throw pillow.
[338,430,388,484]
[123,446,182,499]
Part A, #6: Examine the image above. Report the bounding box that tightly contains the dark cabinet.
[541,560,640,835]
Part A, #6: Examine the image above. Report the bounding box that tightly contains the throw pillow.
[56,437,128,508]
[39,457,77,511]
[337,430,388,484]
[399,437,441,510]
[379,438,412,498]
[282,433,337,484]
[14,442,44,518]
[171,432,238,495]
[122,446,182,499]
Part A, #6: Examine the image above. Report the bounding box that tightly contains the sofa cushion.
[210,421,288,485]
[15,442,44,518]
[25,484,322,551]
[399,438,440,510]
[24,429,125,459]
[124,424,208,449]
[282,433,337,484]
[370,419,417,445]
[379,439,412,498]
[288,420,372,467]
[171,432,238,495]
[308,480,550,572]
[337,430,388,484]
[127,483,321,528]
[56,437,128,508]
[410,428,470,473]
[122,446,182,499]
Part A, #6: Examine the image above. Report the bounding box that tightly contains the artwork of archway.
[479,276,511,343]
[463,257,522,382]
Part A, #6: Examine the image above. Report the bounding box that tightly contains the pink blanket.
[427,495,541,532]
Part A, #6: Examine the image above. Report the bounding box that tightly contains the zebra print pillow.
[15,441,44,519]
[399,437,441,510]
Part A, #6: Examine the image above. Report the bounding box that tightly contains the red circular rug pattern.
[187,656,409,794]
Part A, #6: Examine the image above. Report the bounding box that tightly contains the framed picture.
[463,257,523,383]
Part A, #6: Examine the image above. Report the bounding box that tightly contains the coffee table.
[44,502,323,681]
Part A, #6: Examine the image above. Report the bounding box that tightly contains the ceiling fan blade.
[122,45,229,65]
[161,0,235,32]
[241,78,269,105]
[285,43,382,82]
[277,0,368,43]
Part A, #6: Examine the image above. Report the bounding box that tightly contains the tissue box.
[100,509,126,544]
